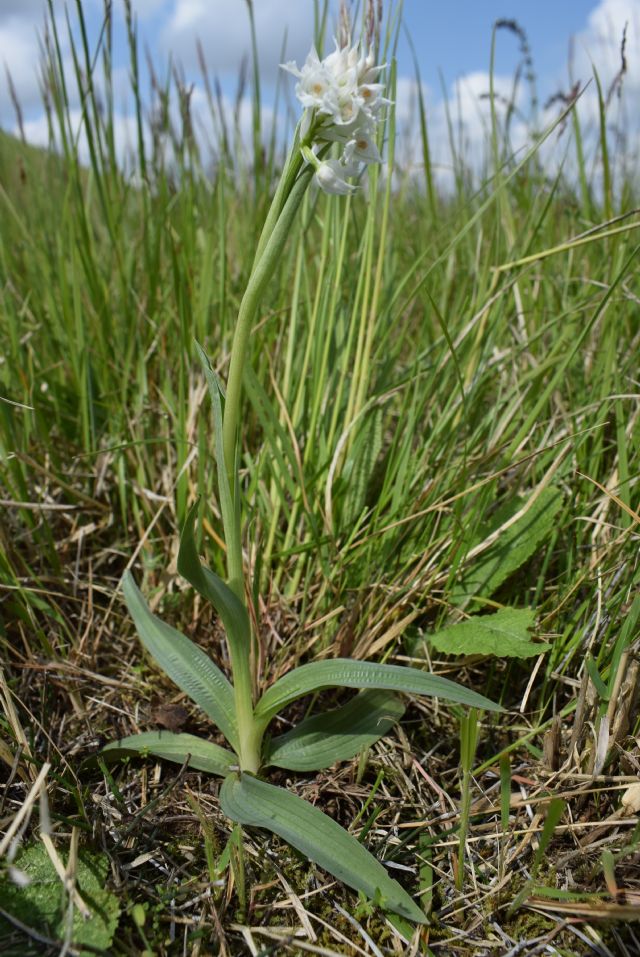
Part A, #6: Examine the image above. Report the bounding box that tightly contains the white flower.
[282,39,387,129]
[283,37,387,195]
[281,47,332,111]
[320,117,381,165]
[314,158,358,195]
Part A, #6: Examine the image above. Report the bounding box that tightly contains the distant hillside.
[0,128,65,198]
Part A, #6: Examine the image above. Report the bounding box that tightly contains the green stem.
[222,162,314,527]
[219,146,315,773]
[235,699,263,774]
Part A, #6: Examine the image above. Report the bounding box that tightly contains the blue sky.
[402,1,604,91]
[1,0,637,181]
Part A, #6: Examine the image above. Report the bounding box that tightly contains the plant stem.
[235,704,264,774]
[219,148,314,772]
[222,162,313,545]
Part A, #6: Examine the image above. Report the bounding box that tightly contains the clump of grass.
[1,0,639,953]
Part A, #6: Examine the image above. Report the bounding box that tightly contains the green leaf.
[194,341,240,559]
[265,690,405,771]
[452,487,563,605]
[585,655,609,701]
[101,731,236,776]
[0,844,120,956]
[122,571,238,750]
[220,774,426,924]
[178,499,250,656]
[429,607,548,659]
[255,659,502,722]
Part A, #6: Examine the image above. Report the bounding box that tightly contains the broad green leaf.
[122,571,238,750]
[452,487,563,605]
[0,844,120,956]
[178,500,250,655]
[102,731,236,776]
[220,773,426,924]
[255,659,502,722]
[429,608,548,659]
[265,690,405,771]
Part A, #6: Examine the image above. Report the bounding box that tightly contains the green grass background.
[0,2,639,952]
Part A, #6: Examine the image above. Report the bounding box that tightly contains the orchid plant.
[102,27,500,925]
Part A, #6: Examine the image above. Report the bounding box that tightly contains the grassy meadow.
[1,2,639,954]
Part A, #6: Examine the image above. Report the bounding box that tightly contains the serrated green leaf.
[220,773,426,924]
[429,607,548,659]
[102,731,236,775]
[0,844,120,956]
[255,659,502,722]
[122,571,238,750]
[266,690,404,771]
[178,499,250,656]
[452,487,563,605]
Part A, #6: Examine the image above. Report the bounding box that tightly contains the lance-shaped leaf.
[194,341,241,564]
[220,773,426,924]
[265,690,404,771]
[122,571,238,751]
[102,732,236,776]
[452,487,563,606]
[255,659,502,723]
[178,500,251,656]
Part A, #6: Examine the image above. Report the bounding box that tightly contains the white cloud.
[445,71,522,143]
[537,0,640,187]
[573,0,640,118]
[394,0,640,192]
[579,0,640,72]
[394,69,527,189]
[160,0,330,82]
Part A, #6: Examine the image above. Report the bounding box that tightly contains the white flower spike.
[282,36,388,195]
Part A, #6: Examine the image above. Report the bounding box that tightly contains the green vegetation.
[1,2,638,953]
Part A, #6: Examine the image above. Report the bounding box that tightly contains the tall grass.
[0,0,639,947]
[2,0,638,679]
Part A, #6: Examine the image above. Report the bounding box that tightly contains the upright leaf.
[102,731,236,776]
[220,773,426,924]
[122,571,238,750]
[194,342,240,562]
[266,690,404,771]
[255,659,502,723]
[178,500,251,655]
